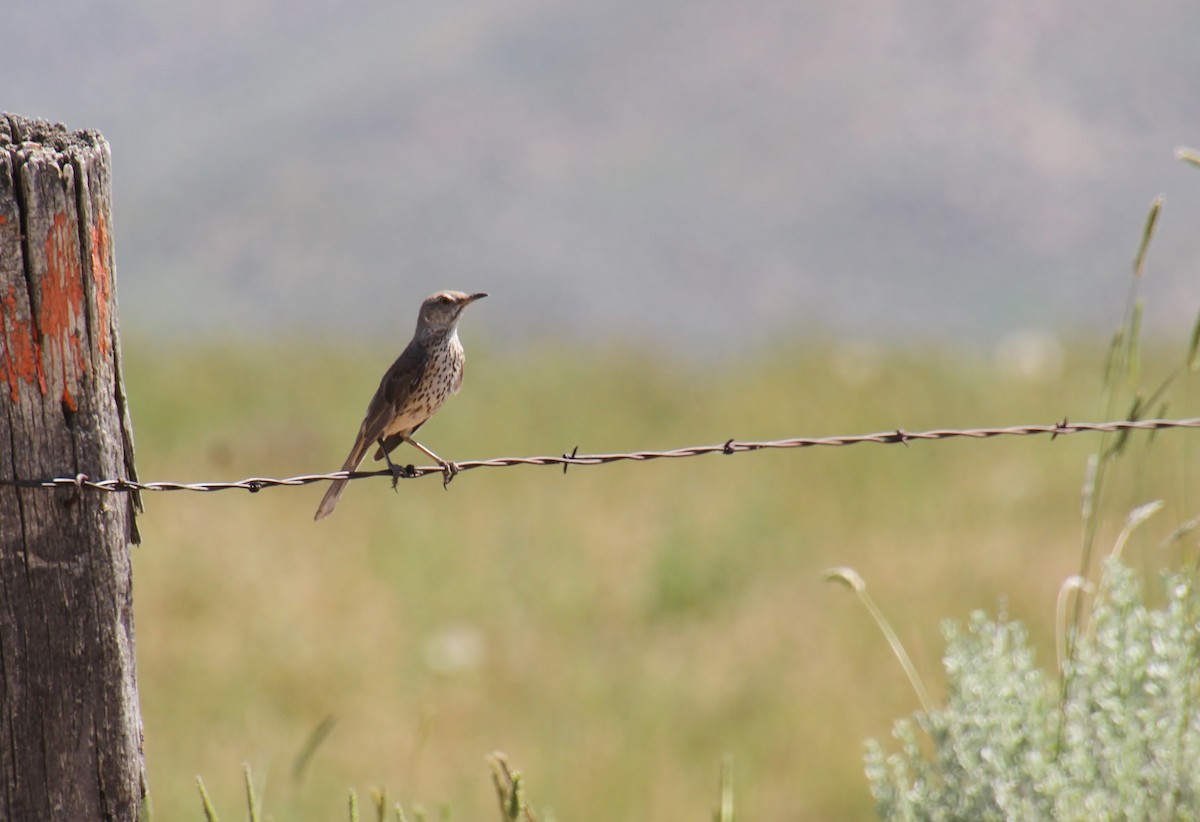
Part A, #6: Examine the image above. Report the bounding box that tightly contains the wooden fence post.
[0,114,144,820]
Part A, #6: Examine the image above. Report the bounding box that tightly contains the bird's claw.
[385,460,419,491]
[440,460,460,489]
[386,460,405,491]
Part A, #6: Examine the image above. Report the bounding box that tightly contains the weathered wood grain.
[0,113,144,821]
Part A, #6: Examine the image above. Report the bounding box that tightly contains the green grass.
[125,335,1198,820]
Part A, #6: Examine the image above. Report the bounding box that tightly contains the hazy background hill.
[5,0,1200,350]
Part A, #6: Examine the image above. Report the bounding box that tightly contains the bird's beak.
[465,292,488,303]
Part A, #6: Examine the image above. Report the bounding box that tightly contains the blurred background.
[6,0,1200,348]
[6,0,1200,819]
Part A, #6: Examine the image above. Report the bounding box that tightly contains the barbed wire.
[2,417,1198,495]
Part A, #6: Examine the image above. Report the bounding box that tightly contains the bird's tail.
[314,440,368,521]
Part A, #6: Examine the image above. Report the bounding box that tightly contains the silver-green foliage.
[866,559,1200,821]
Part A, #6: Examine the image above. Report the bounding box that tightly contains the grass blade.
[1056,576,1092,673]
[713,755,735,822]
[291,714,337,786]
[1189,309,1200,371]
[1087,502,1165,640]
[1133,195,1163,278]
[1103,328,1124,388]
[823,567,934,715]
[196,776,220,822]
[1127,299,1143,382]
[244,764,261,822]
[1176,146,1200,169]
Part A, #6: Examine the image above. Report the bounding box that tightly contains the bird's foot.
[439,460,460,489]
[384,458,418,491]
[387,460,405,491]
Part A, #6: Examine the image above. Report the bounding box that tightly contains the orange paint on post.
[0,211,97,407]
[91,214,112,358]
[40,211,87,411]
[0,285,44,402]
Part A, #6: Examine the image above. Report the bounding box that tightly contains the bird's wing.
[314,341,428,521]
[358,338,429,448]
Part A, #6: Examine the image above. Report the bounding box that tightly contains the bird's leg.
[404,436,460,488]
[377,437,407,490]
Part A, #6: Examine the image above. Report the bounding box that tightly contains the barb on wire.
[2,417,1198,495]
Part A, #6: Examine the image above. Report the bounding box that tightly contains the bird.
[314,290,487,521]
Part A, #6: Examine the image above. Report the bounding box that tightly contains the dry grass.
[126,337,1196,820]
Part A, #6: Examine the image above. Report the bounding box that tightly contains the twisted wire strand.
[2,417,1198,495]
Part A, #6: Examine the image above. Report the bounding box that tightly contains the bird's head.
[417,290,488,332]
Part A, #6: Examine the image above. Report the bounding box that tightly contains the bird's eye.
[438,295,451,304]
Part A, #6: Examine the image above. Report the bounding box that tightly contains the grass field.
[125,334,1198,820]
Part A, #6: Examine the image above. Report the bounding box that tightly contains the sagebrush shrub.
[866,559,1200,821]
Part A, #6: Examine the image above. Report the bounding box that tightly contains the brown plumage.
[314,290,487,521]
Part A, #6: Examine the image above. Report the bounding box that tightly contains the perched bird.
[314,290,487,521]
